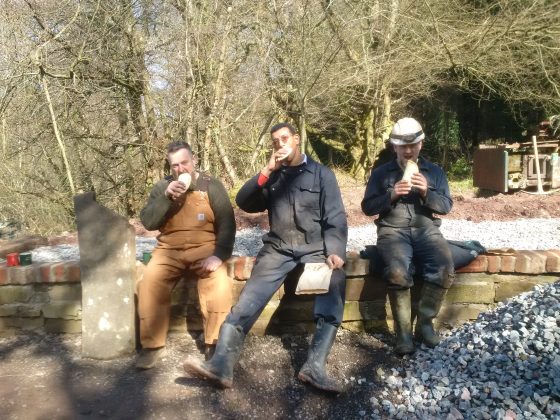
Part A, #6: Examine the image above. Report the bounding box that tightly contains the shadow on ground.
[0,327,403,419]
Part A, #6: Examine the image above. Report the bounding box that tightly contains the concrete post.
[74,192,136,359]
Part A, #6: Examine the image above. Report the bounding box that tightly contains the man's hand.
[165,180,188,201]
[390,180,413,201]
[261,148,291,177]
[192,256,223,277]
[411,172,428,198]
[326,254,344,270]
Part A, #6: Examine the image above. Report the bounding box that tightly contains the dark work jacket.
[361,157,452,228]
[236,157,348,259]
[139,173,236,261]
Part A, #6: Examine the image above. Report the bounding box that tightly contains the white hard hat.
[389,117,425,146]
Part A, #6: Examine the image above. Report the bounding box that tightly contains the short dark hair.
[270,122,297,136]
[166,141,193,157]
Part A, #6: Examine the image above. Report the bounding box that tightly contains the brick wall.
[0,261,82,336]
[1,251,559,337]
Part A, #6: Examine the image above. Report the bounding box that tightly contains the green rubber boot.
[415,283,447,348]
[388,289,415,355]
[183,323,245,389]
[298,318,343,394]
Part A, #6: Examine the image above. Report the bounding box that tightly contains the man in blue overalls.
[183,122,348,394]
[362,117,454,355]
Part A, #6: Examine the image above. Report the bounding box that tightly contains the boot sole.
[395,346,415,356]
[183,357,232,389]
[297,372,341,395]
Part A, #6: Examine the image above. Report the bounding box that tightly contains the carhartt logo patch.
[197,213,205,221]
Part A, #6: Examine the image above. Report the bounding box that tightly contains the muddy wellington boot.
[415,283,448,347]
[388,289,415,355]
[297,318,343,394]
[183,323,245,389]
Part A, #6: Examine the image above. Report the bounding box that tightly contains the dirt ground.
[1,329,405,420]
[235,184,560,230]
[2,185,560,420]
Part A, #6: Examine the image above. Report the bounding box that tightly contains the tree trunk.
[298,112,307,154]
[212,123,238,184]
[349,89,392,180]
[201,15,230,172]
[371,89,392,166]
[442,111,449,170]
[40,73,75,196]
[1,116,5,155]
[349,108,373,180]
[250,114,276,171]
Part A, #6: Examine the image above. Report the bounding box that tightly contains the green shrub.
[447,156,472,181]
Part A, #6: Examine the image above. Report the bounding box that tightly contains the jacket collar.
[281,153,313,173]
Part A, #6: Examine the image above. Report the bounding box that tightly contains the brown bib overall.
[138,183,232,347]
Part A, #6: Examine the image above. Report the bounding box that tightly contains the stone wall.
[1,250,559,337]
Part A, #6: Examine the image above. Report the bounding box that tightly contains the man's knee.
[423,262,454,288]
[385,266,412,288]
[329,269,346,292]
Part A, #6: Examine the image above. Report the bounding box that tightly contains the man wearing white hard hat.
[361,117,454,355]
[136,141,235,369]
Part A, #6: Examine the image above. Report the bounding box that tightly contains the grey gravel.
[24,218,560,262]
[374,281,560,419]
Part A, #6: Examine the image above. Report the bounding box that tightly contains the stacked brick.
[456,249,560,274]
[1,250,559,336]
[0,261,82,336]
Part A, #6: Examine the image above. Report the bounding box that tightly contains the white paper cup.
[277,146,292,161]
[178,173,191,189]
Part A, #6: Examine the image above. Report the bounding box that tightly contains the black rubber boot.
[415,283,447,347]
[388,289,415,355]
[183,323,245,388]
[297,318,343,394]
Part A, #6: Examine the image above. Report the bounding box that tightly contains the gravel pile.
[24,218,560,262]
[372,281,560,419]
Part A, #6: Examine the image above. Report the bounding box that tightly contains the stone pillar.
[74,192,136,359]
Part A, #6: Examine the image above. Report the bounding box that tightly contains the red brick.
[39,264,51,282]
[543,250,560,273]
[9,265,36,284]
[52,264,66,282]
[500,255,516,272]
[40,263,67,283]
[486,255,501,273]
[234,256,255,280]
[456,256,488,273]
[226,257,238,278]
[514,251,546,274]
[65,262,81,283]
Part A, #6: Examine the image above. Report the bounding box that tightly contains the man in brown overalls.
[136,141,236,369]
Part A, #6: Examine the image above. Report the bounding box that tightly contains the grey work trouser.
[225,240,346,334]
[377,224,454,289]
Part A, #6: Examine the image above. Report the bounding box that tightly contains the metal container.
[473,139,560,193]
[6,253,19,267]
[19,252,32,266]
